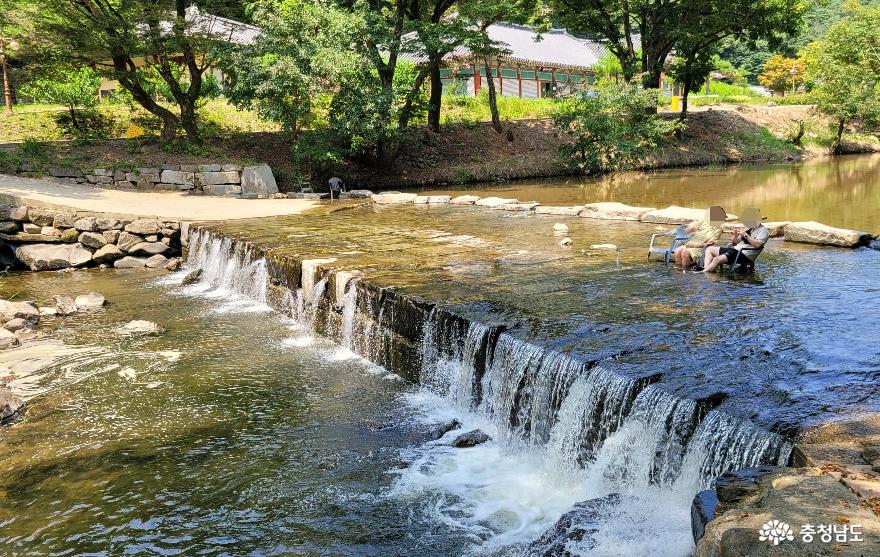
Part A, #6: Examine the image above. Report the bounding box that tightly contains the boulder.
[475,196,517,207]
[127,242,170,257]
[415,195,452,204]
[40,226,61,237]
[451,429,491,447]
[102,230,121,244]
[494,202,540,211]
[164,257,183,271]
[180,268,202,285]
[640,205,706,224]
[114,256,147,269]
[74,292,106,310]
[0,328,19,350]
[95,217,122,231]
[371,192,418,204]
[160,170,195,187]
[783,221,872,247]
[10,206,28,221]
[52,212,77,228]
[449,195,481,205]
[59,228,80,243]
[73,217,98,232]
[4,317,27,332]
[428,419,461,440]
[78,231,107,249]
[560,237,573,246]
[528,494,628,556]
[144,254,169,268]
[53,295,78,315]
[581,202,656,221]
[145,234,159,242]
[196,171,240,185]
[38,306,57,317]
[534,205,586,216]
[117,232,143,252]
[0,387,25,422]
[116,320,165,336]
[0,300,40,326]
[92,244,124,264]
[22,223,41,234]
[0,221,19,234]
[341,189,373,199]
[26,208,59,226]
[553,223,569,232]
[15,243,92,270]
[241,164,279,197]
[124,219,160,235]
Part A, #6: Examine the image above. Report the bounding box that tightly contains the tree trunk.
[159,114,179,143]
[483,55,502,133]
[679,83,690,123]
[832,118,846,154]
[426,59,443,132]
[68,106,79,131]
[180,102,199,143]
[399,69,429,129]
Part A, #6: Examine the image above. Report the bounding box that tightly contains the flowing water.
[2,158,880,556]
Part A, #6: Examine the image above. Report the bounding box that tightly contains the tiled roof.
[178,6,260,45]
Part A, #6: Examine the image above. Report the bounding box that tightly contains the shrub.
[19,67,101,133]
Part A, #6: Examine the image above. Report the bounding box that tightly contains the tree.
[548,0,805,93]
[39,0,233,143]
[758,54,805,95]
[593,50,626,85]
[667,48,717,120]
[802,2,880,153]
[552,83,678,173]
[20,65,100,129]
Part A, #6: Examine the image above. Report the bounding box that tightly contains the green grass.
[439,92,557,125]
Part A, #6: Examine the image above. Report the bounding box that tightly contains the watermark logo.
[759,520,795,545]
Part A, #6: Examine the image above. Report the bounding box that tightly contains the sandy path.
[0,174,318,220]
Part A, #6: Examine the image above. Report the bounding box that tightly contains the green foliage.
[20,66,100,115]
[553,84,679,173]
[758,54,805,94]
[441,91,556,124]
[593,51,627,85]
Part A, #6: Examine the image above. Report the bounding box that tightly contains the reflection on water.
[418,154,880,232]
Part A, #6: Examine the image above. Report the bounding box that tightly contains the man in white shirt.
[697,207,769,273]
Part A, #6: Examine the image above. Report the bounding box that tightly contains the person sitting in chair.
[697,207,769,273]
[673,206,726,268]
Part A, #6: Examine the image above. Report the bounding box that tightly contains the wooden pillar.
[473,60,481,96]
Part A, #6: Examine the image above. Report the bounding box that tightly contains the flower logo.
[759,519,795,545]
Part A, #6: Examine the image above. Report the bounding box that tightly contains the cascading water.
[181,228,793,555]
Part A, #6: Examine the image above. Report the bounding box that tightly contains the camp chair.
[647,224,691,265]
[699,245,764,273]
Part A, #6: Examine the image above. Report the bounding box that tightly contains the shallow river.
[1,156,879,556]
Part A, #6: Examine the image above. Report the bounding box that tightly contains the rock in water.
[180,268,202,285]
[116,320,165,336]
[15,243,93,270]
[4,318,28,332]
[0,328,20,349]
[164,257,183,271]
[451,429,490,447]
[75,292,106,310]
[92,244,124,264]
[559,237,573,246]
[0,300,40,326]
[53,295,78,315]
[428,419,462,440]
[553,223,569,232]
[528,494,628,557]
[0,387,26,423]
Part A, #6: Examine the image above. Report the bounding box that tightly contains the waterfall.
[340,277,360,350]
[184,229,269,305]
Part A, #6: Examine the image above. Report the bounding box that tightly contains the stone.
[559,237,573,246]
[52,212,77,228]
[0,300,40,326]
[449,195,481,205]
[127,242,170,257]
[428,419,461,440]
[196,171,240,186]
[144,254,169,268]
[180,268,202,285]
[494,202,540,211]
[78,231,107,249]
[164,257,183,271]
[48,166,83,178]
[40,226,61,237]
[74,217,98,232]
[202,184,234,196]
[15,243,92,270]
[414,195,452,204]
[640,205,706,224]
[0,387,25,422]
[181,222,191,246]
[0,329,19,350]
[198,163,222,172]
[475,196,517,207]
[95,217,122,231]
[145,234,159,242]
[371,193,418,204]
[160,170,195,187]
[160,228,177,238]
[74,292,106,310]
[93,168,111,176]
[10,206,28,221]
[116,233,142,252]
[0,221,19,234]
[160,163,180,171]
[113,256,147,269]
[22,223,41,234]
[581,202,657,221]
[27,208,58,226]
[38,306,57,317]
[116,320,165,336]
[221,164,243,172]
[535,205,586,216]
[53,295,78,315]
[3,318,27,332]
[0,232,62,243]
[59,228,80,243]
[241,164,279,196]
[451,429,491,448]
[529,494,628,556]
[102,230,120,244]
[341,189,373,199]
[783,221,872,247]
[124,219,160,235]
[92,244,124,264]
[553,223,569,232]
[86,174,113,184]
[179,164,199,172]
